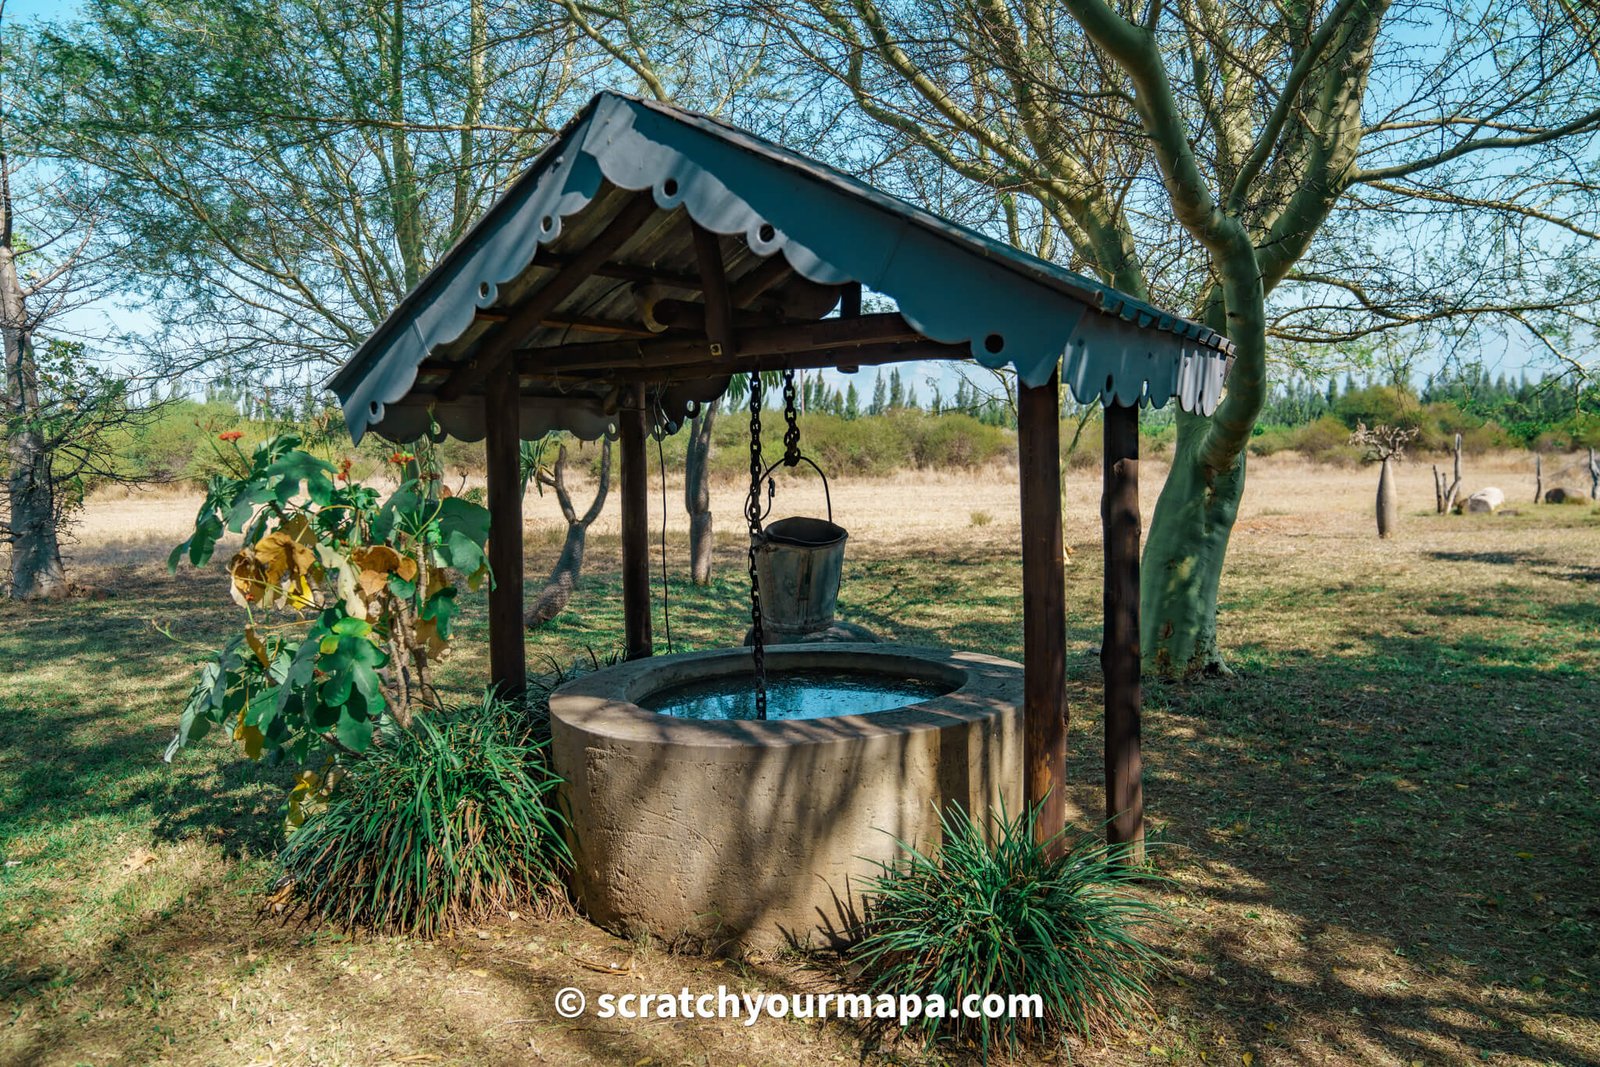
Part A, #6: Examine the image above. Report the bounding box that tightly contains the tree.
[870,370,886,414]
[845,381,860,418]
[553,0,769,586]
[23,0,591,382]
[751,0,1600,673]
[526,441,612,628]
[1,10,134,599]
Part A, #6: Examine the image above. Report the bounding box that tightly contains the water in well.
[641,668,952,721]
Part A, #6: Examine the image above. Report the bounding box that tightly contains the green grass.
[1,495,1598,1064]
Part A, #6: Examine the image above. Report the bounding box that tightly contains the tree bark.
[1140,411,1247,676]
[1376,456,1397,538]
[684,405,715,584]
[1,190,66,600]
[526,440,611,628]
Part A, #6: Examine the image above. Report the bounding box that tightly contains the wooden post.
[620,383,653,660]
[1017,372,1067,847]
[1101,401,1144,861]
[484,359,526,700]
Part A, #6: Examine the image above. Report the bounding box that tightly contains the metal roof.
[331,92,1233,443]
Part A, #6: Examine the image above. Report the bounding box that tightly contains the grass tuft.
[272,691,570,937]
[852,804,1166,1054]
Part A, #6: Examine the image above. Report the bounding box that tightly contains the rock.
[1544,487,1572,504]
[1466,487,1506,513]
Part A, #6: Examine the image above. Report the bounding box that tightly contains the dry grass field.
[2,451,1596,1065]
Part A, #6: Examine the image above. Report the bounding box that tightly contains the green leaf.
[265,451,336,507]
[331,616,373,637]
[420,587,459,639]
[335,710,373,752]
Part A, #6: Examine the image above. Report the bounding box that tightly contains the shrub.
[851,804,1165,1054]
[1248,424,1299,457]
[273,692,570,936]
[1292,415,1362,464]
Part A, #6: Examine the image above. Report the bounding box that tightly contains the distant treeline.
[96,367,1597,494]
[1245,367,1598,462]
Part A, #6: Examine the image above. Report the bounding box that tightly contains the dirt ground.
[3,451,1597,1065]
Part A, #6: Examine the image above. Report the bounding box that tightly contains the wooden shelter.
[330,93,1233,849]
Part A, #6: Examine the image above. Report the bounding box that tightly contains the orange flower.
[388,451,415,464]
[336,457,353,482]
[218,430,244,442]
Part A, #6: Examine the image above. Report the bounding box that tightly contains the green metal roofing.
[331,92,1232,443]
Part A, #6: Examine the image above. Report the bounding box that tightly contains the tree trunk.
[684,405,715,585]
[526,521,587,628]
[1376,456,1397,538]
[1534,454,1542,505]
[1589,447,1598,500]
[1,225,67,600]
[525,439,611,629]
[1140,410,1247,676]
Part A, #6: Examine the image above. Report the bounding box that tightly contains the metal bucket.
[753,516,848,634]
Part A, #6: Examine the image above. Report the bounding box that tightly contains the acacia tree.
[553,0,771,584]
[21,0,599,383]
[752,0,1600,673]
[1,6,135,599]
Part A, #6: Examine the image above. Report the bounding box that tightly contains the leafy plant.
[852,804,1165,1054]
[270,692,570,935]
[166,432,491,765]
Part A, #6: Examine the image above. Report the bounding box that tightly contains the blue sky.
[8,0,1559,399]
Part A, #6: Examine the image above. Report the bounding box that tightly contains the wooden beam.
[483,360,526,700]
[1101,401,1144,862]
[409,341,972,400]
[473,309,656,338]
[840,281,862,318]
[517,312,926,372]
[1017,372,1068,850]
[535,252,701,292]
[438,193,659,402]
[691,224,735,356]
[620,384,653,660]
[729,252,792,307]
[588,341,970,381]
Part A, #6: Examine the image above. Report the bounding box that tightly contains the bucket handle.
[755,454,832,525]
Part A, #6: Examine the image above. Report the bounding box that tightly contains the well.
[548,643,1024,951]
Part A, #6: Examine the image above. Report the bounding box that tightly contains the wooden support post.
[1017,372,1068,848]
[484,360,526,700]
[620,383,653,660]
[1101,401,1144,862]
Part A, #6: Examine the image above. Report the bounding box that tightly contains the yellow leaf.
[279,513,314,545]
[255,531,315,585]
[315,544,366,618]
[245,625,271,669]
[1241,1054,1253,1066]
[228,549,267,606]
[357,568,390,598]
[352,545,402,576]
[395,556,418,583]
[415,617,448,660]
[234,718,266,760]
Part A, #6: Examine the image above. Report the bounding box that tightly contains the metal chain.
[781,368,801,468]
[745,372,768,720]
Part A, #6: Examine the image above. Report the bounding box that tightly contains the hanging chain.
[745,372,768,720]
[781,368,801,468]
